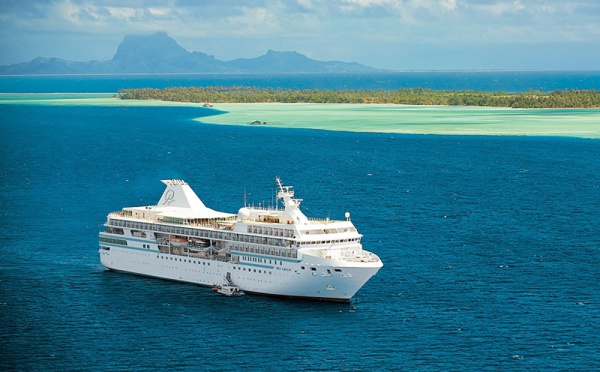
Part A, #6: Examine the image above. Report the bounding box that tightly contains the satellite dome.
[238,207,251,220]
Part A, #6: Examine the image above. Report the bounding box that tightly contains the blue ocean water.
[1,70,600,93]
[1,74,600,370]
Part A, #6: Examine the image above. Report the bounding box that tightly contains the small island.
[117,86,600,109]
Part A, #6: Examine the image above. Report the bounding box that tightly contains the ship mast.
[276,177,302,208]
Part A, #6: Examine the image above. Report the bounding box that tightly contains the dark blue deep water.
[1,74,600,370]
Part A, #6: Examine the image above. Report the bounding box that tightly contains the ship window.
[311,267,316,271]
[335,268,342,272]
[301,266,305,270]
[99,237,127,246]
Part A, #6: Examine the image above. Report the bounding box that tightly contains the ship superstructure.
[99,178,382,301]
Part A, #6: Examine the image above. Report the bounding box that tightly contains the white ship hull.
[99,179,382,302]
[99,241,380,301]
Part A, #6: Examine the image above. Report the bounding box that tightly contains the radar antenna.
[275,177,302,208]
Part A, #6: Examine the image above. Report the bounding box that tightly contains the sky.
[0,0,599,70]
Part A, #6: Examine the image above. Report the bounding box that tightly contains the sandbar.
[1,94,598,138]
[0,93,203,107]
[199,103,600,139]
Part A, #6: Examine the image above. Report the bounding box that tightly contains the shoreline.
[1,94,599,138]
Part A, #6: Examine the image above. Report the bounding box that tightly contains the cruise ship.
[99,178,383,301]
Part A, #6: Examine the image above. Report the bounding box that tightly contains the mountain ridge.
[0,32,380,75]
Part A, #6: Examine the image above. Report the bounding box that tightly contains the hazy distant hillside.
[0,32,380,75]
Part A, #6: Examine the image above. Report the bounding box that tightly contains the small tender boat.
[217,284,245,297]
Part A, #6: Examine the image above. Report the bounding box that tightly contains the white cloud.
[104,7,138,21]
[297,0,316,9]
[513,0,525,11]
[223,7,282,36]
[440,0,457,11]
[0,0,598,68]
[470,1,525,17]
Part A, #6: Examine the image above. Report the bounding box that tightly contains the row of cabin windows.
[247,226,293,237]
[240,256,283,265]
[157,256,210,265]
[109,219,231,240]
[233,266,272,274]
[106,227,124,235]
[300,266,343,272]
[235,244,297,258]
[236,235,288,247]
[299,238,360,245]
[100,237,127,246]
[110,220,358,248]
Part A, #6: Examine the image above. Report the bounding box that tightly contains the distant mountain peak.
[0,32,382,75]
[113,32,188,62]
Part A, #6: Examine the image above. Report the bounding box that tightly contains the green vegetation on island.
[117,86,600,109]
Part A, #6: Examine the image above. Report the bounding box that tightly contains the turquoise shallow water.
[1,74,600,370]
[2,96,599,138]
[200,103,600,138]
